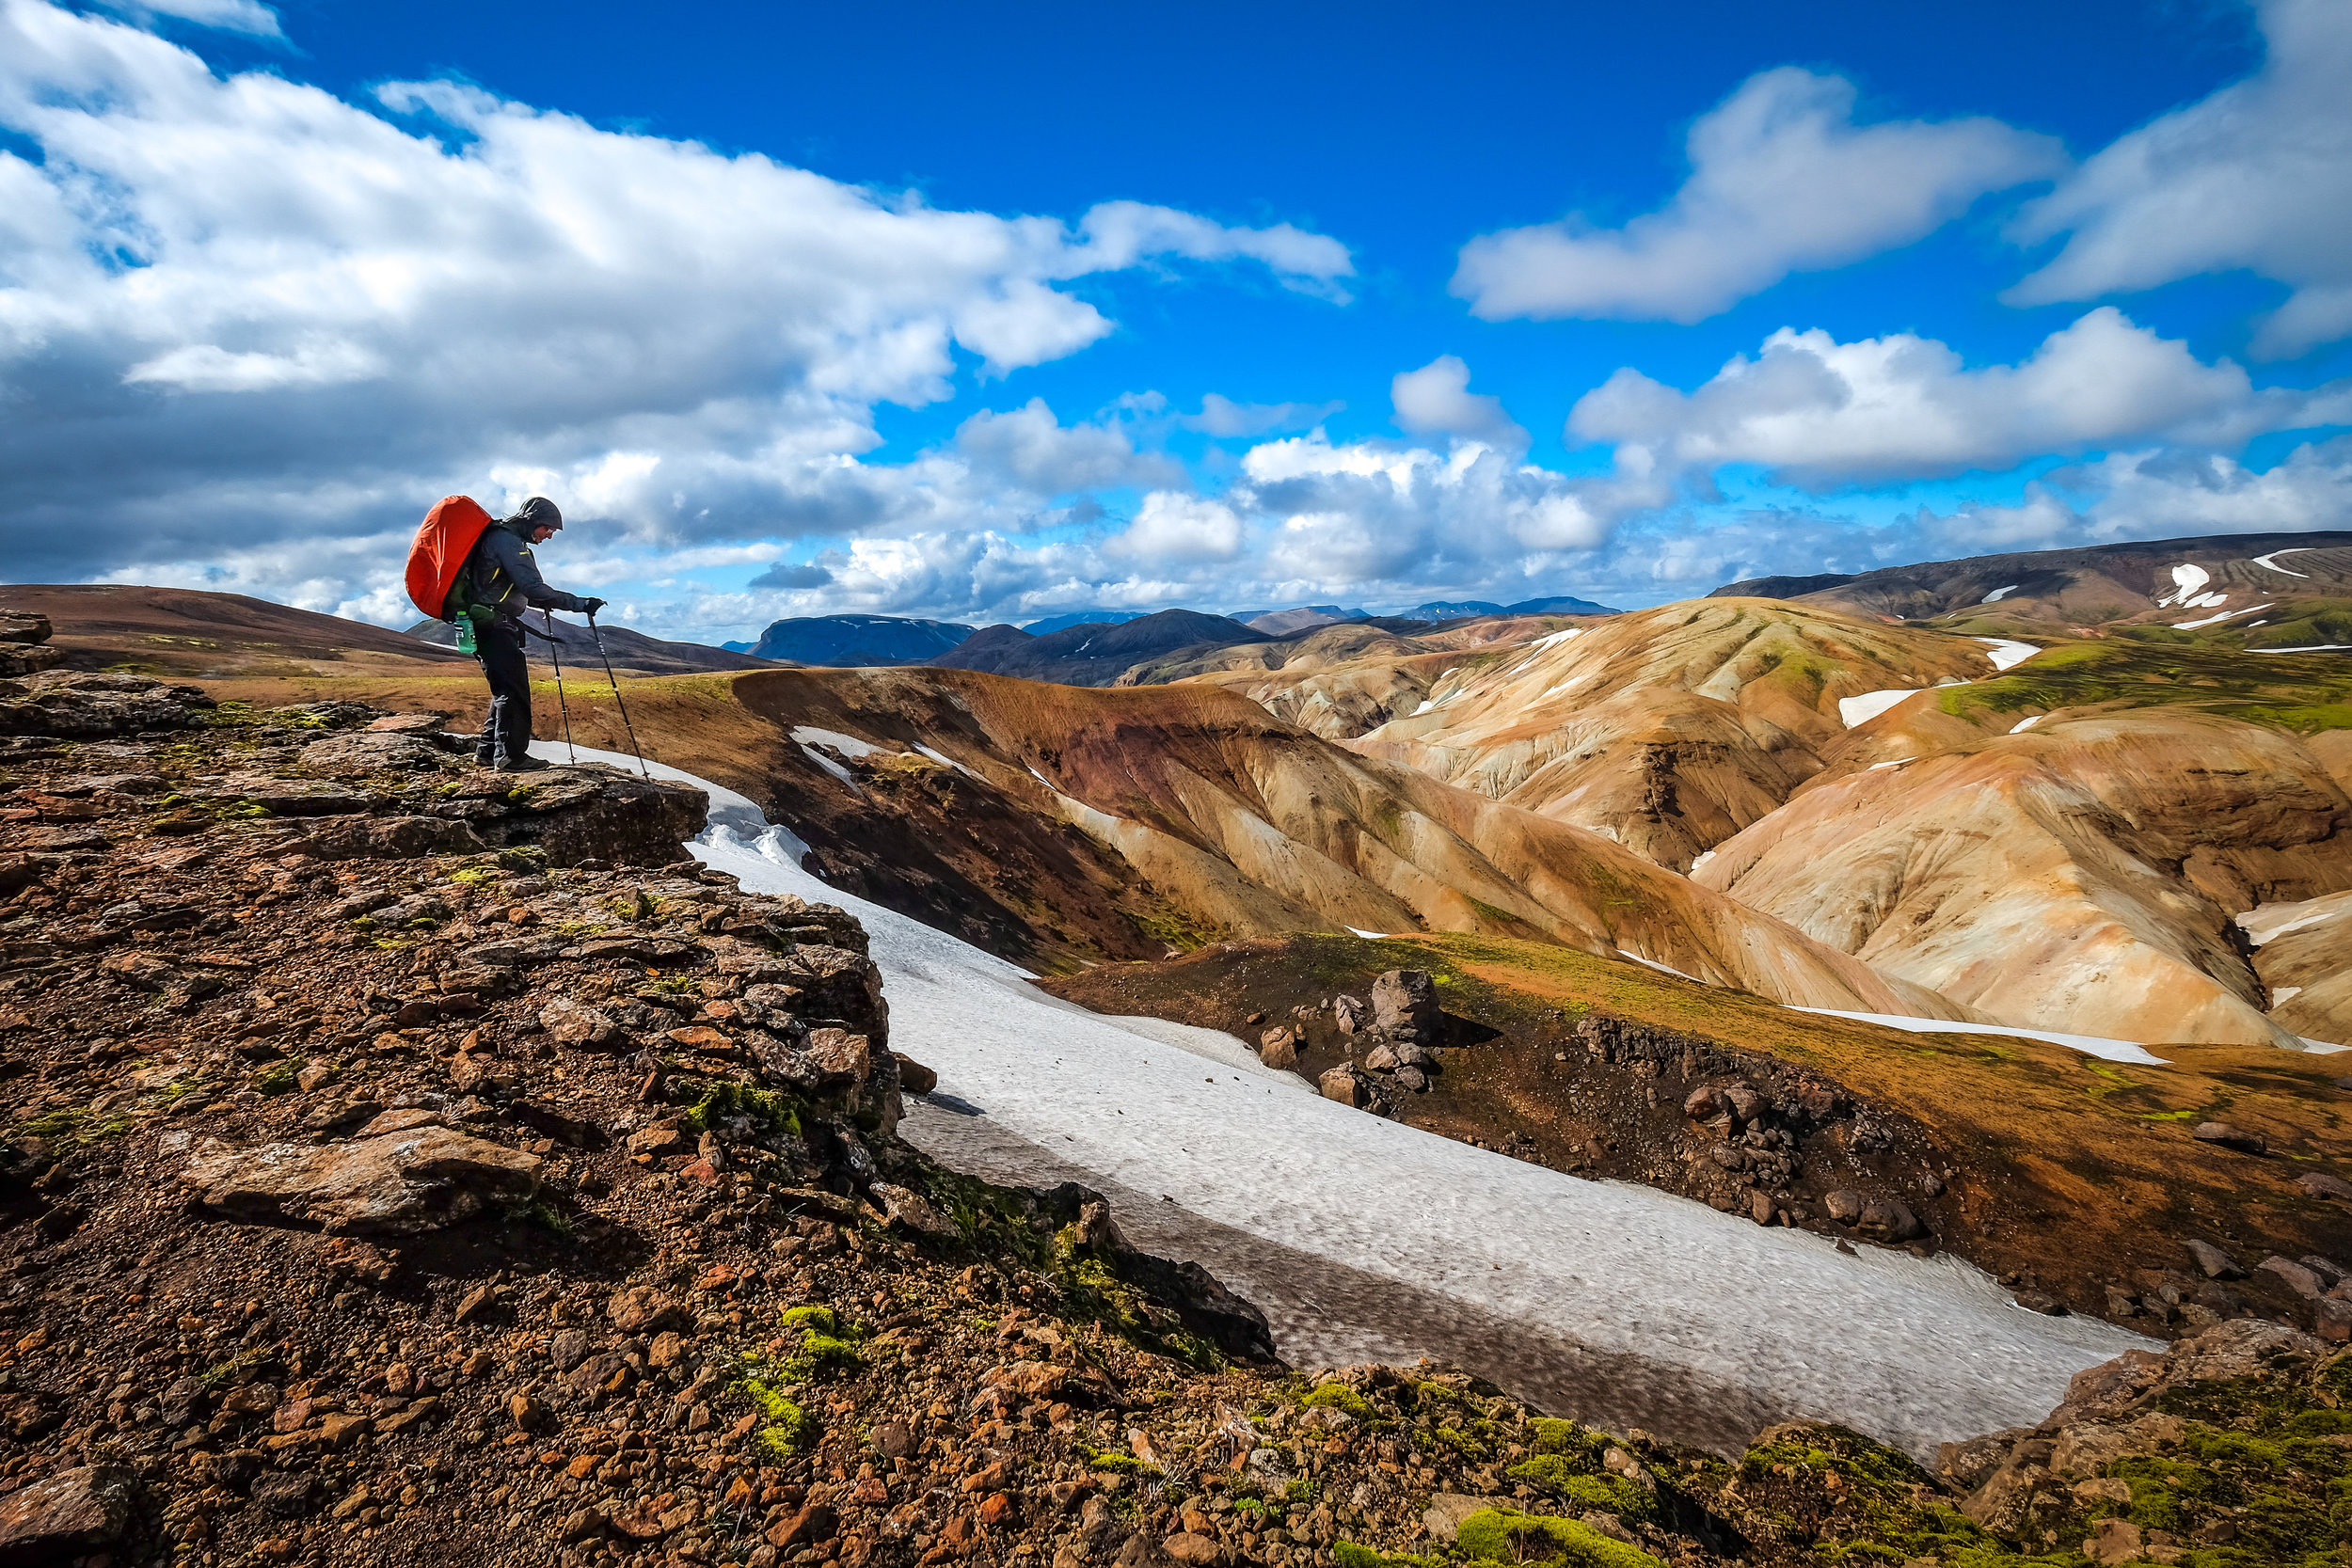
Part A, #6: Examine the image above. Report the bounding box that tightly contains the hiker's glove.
[582,597,607,616]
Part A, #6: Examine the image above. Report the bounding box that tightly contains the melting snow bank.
[534,740,2151,1458]
[1977,638,2040,672]
[1837,688,1919,727]
[1790,1006,2169,1067]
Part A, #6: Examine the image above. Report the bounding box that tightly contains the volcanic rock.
[181,1126,542,1234]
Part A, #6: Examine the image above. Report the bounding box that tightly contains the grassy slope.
[1931,637,2352,736]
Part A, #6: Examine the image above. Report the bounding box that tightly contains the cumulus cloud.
[1105,492,1247,563]
[0,0,1350,600]
[1454,68,2063,323]
[1391,356,1528,451]
[1567,307,2352,490]
[1177,393,1344,438]
[1242,434,1661,585]
[2008,0,2352,358]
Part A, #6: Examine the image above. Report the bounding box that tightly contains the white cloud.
[1178,393,1344,438]
[2008,0,2352,358]
[98,0,281,38]
[952,400,1182,495]
[0,0,1350,593]
[1241,434,1658,584]
[1453,68,2063,323]
[2074,436,2352,536]
[1391,355,1528,451]
[1106,492,1246,564]
[1568,307,2352,489]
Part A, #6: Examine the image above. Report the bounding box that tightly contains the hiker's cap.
[514,496,564,531]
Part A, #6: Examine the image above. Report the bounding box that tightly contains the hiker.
[460,497,604,771]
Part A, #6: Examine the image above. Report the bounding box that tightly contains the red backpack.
[405,495,497,619]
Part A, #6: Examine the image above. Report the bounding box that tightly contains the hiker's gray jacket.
[468,520,590,620]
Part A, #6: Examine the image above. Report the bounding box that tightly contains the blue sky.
[2,0,2348,637]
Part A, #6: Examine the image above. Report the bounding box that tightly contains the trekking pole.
[541,609,579,765]
[585,609,652,779]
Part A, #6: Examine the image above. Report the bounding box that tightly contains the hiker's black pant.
[472,618,532,766]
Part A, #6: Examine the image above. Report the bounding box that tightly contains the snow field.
[533,741,2152,1455]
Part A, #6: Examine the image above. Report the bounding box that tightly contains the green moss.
[1506,1456,1653,1521]
[680,1081,804,1143]
[15,1107,133,1145]
[249,1059,306,1096]
[1333,1544,1444,1568]
[1300,1383,1374,1420]
[736,1373,812,1456]
[780,1305,839,1334]
[1454,1508,1662,1568]
[1087,1451,1160,1477]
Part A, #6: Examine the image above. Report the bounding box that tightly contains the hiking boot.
[495,755,554,773]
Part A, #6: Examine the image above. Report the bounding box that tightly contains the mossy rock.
[1506,1456,1654,1522]
[1301,1382,1375,1420]
[1454,1508,1663,1568]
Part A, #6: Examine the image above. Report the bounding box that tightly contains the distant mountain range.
[408,617,775,675]
[934,609,1266,686]
[747,614,973,665]
[1404,595,1621,619]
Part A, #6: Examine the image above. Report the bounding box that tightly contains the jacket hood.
[508,497,564,533]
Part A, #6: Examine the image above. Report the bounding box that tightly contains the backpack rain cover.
[405,496,497,620]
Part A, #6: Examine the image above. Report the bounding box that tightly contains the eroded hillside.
[1699,636,2352,1049]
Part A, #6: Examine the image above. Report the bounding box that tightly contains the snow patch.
[2009,716,2043,734]
[536,739,2148,1458]
[2252,548,2312,578]
[1686,849,1716,875]
[914,743,977,776]
[1617,948,1707,985]
[2272,987,2304,1007]
[2235,903,2343,946]
[1979,585,2019,604]
[1838,689,1920,727]
[2255,644,2352,653]
[1345,927,1392,940]
[797,745,862,791]
[1790,1007,2169,1066]
[1410,700,1437,717]
[2301,1038,2350,1053]
[791,725,884,759]
[2153,562,2211,608]
[2172,602,2271,630]
[1868,757,1917,770]
[1977,639,2040,672]
[1526,627,1582,652]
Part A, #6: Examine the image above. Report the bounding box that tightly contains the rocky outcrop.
[0,612,61,680]
[0,669,212,735]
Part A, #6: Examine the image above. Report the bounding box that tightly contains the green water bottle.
[454,614,477,655]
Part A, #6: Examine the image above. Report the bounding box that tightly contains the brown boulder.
[1371,969,1438,1037]
[0,1465,136,1564]
[181,1127,542,1235]
[606,1287,691,1335]
[2193,1121,2266,1155]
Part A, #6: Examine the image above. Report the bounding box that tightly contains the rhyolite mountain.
[1712,531,2352,638]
